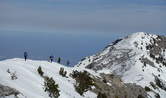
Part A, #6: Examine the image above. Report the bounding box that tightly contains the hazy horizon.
[0,0,165,66]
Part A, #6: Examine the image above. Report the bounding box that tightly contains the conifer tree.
[44,77,60,98]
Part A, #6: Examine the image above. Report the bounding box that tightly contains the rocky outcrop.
[0,83,20,98]
[90,73,148,98]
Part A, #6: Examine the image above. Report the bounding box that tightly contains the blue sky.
[0,0,166,65]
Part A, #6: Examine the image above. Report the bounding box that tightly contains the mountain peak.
[131,32,146,36]
[76,32,166,72]
[75,32,166,98]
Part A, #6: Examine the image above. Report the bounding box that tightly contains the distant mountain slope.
[75,32,166,98]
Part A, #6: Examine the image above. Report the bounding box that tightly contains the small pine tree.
[150,53,155,59]
[37,66,44,76]
[144,62,146,67]
[163,62,166,66]
[44,77,60,98]
[70,70,79,78]
[155,93,160,98]
[59,67,67,77]
[71,70,94,95]
[156,58,160,64]
[138,95,144,98]
[11,71,18,80]
[145,86,151,91]
[146,46,149,50]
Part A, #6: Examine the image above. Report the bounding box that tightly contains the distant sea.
[0,31,120,66]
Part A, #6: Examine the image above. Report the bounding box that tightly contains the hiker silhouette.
[24,52,28,61]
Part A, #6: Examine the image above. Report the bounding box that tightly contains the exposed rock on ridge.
[0,83,20,98]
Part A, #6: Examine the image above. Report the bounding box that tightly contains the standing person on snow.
[67,61,70,66]
[58,57,61,63]
[24,52,28,61]
[50,55,54,63]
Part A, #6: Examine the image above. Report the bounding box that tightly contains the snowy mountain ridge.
[0,32,166,98]
[75,32,166,98]
[0,58,148,98]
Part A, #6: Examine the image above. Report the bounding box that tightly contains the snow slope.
[75,32,166,98]
[0,58,97,98]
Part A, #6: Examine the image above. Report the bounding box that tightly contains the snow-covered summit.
[75,32,165,71]
[75,32,166,97]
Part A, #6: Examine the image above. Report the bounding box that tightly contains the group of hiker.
[49,55,61,64]
[24,52,70,66]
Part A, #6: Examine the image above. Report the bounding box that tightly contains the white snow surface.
[0,58,97,98]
